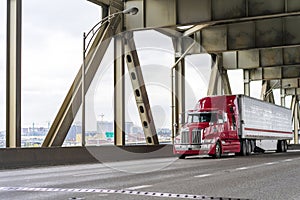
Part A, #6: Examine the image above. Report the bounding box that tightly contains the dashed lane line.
[125,185,152,190]
[194,174,212,178]
[235,167,250,171]
[0,186,248,200]
[194,156,300,177]
[73,169,113,177]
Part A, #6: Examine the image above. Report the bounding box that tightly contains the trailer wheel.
[214,141,222,159]
[277,140,284,152]
[283,140,287,152]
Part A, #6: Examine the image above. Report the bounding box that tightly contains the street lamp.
[82,7,139,146]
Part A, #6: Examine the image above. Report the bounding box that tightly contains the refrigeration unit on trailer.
[173,95,293,159]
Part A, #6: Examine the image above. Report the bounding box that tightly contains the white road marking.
[73,169,113,177]
[0,186,226,199]
[194,174,212,178]
[264,162,276,165]
[125,185,152,190]
[235,167,249,171]
[215,158,235,161]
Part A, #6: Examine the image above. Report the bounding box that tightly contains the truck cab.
[173,95,241,158]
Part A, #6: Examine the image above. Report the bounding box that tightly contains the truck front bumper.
[173,144,210,155]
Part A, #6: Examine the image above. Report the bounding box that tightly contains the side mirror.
[223,114,228,122]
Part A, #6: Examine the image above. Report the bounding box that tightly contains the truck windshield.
[187,113,217,123]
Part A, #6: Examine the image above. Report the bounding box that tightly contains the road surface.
[0,150,300,200]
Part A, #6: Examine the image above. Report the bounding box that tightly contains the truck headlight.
[203,138,216,144]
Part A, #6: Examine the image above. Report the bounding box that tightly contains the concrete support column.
[171,38,186,140]
[243,70,250,96]
[280,88,286,107]
[124,31,159,145]
[260,80,275,103]
[175,40,185,128]
[6,0,22,148]
[207,54,231,96]
[114,35,125,146]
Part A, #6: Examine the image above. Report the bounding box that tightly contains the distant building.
[97,121,113,133]
[125,122,134,134]
[157,128,171,137]
[132,126,143,134]
[66,124,81,141]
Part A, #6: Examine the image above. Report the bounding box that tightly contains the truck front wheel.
[213,141,222,159]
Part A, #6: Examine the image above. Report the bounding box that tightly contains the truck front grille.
[181,131,189,144]
[192,129,202,144]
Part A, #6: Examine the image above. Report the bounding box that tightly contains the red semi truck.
[173,95,293,158]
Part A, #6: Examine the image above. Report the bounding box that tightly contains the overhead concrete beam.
[124,0,300,30]
[223,46,300,70]
[197,15,300,53]
[88,0,123,9]
[249,67,300,81]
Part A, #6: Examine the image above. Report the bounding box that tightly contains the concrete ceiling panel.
[285,88,300,95]
[145,0,176,28]
[238,50,260,69]
[282,66,300,78]
[250,68,263,81]
[263,67,282,80]
[248,0,284,16]
[228,22,255,50]
[260,48,283,67]
[287,0,300,12]
[285,16,300,45]
[256,18,283,47]
[212,0,246,20]
[223,51,237,69]
[202,26,227,52]
[283,46,300,65]
[177,0,211,24]
[282,78,299,88]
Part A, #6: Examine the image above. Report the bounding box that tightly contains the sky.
[0,0,101,131]
[0,0,284,133]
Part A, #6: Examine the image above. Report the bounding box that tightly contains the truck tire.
[277,140,284,152]
[178,155,186,159]
[241,140,247,156]
[283,140,287,152]
[246,140,251,155]
[213,141,222,159]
